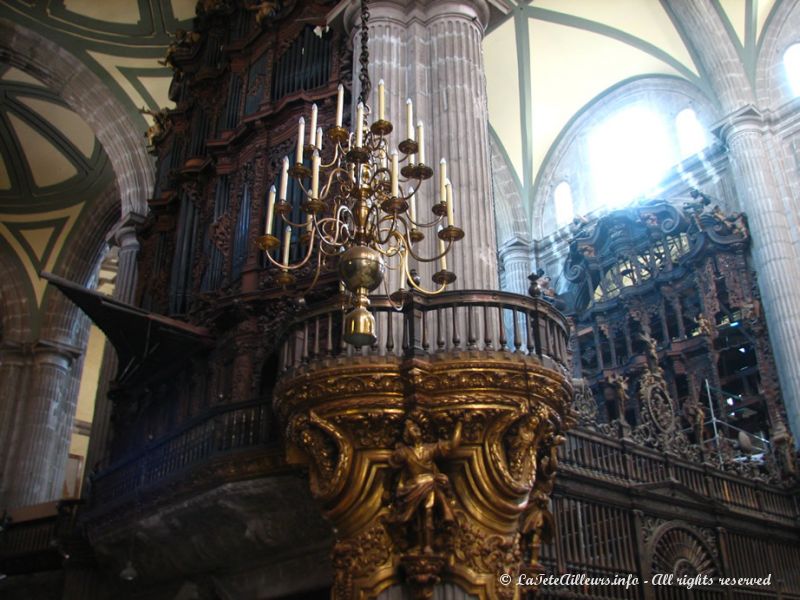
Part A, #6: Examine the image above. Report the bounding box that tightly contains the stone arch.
[755,0,800,108]
[0,252,32,344]
[491,134,529,246]
[532,76,719,240]
[0,19,153,219]
[666,1,754,113]
[39,182,120,348]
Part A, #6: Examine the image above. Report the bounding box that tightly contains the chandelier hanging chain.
[358,0,371,106]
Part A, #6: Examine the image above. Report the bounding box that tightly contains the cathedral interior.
[1,1,800,599]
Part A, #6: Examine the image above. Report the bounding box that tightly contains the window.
[784,43,800,97]
[675,108,708,158]
[554,181,574,227]
[589,105,673,208]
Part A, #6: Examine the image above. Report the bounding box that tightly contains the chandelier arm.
[373,213,400,247]
[278,211,313,230]
[266,227,316,272]
[408,212,446,230]
[320,165,349,200]
[320,140,344,170]
[402,251,447,296]
[404,235,453,264]
[317,212,351,248]
[296,251,326,298]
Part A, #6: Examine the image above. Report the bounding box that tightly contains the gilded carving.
[388,419,461,554]
[288,411,351,501]
[273,350,572,599]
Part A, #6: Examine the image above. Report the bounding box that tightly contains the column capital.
[33,339,83,369]
[336,0,511,33]
[498,235,533,260]
[106,212,146,249]
[713,105,768,143]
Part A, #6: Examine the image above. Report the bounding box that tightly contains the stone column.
[0,347,31,506]
[346,0,505,291]
[85,216,144,476]
[5,345,78,507]
[498,237,533,295]
[718,111,800,446]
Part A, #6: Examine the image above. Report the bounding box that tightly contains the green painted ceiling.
[0,0,193,332]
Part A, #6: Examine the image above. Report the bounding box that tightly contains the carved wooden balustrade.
[277,290,571,368]
[88,400,285,515]
[272,290,574,600]
[559,428,798,520]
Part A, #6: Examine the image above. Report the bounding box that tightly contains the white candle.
[416,121,425,164]
[279,156,289,201]
[295,117,305,164]
[355,102,364,148]
[406,98,414,140]
[439,158,447,204]
[282,226,292,266]
[306,213,313,233]
[265,185,276,234]
[311,150,320,198]
[408,186,417,225]
[316,127,323,152]
[335,84,344,127]
[390,151,399,197]
[438,228,447,272]
[377,79,385,120]
[309,103,318,146]
[446,180,455,226]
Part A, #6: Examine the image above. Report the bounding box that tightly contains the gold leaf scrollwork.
[288,411,352,502]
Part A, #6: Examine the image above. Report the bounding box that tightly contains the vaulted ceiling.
[484,0,778,206]
[0,0,193,332]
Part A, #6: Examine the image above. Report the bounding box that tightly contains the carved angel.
[247,1,279,25]
[389,419,462,554]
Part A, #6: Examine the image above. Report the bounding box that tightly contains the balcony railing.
[90,401,281,508]
[278,290,571,373]
[560,427,799,521]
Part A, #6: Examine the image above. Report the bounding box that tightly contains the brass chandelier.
[257,0,464,347]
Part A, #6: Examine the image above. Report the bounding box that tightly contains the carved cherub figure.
[695,313,714,337]
[247,1,279,25]
[139,107,170,152]
[389,419,462,554]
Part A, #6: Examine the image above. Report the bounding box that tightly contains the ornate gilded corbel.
[287,411,352,502]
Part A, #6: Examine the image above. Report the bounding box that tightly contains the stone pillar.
[347,0,505,291]
[718,111,800,445]
[0,347,31,505]
[85,216,144,476]
[5,345,79,507]
[498,237,533,295]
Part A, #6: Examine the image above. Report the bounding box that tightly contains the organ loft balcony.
[45,276,574,600]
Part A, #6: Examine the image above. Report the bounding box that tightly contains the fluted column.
[5,346,78,507]
[85,215,144,477]
[427,4,497,290]
[498,237,533,295]
[347,0,505,291]
[719,111,800,445]
[0,347,32,506]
